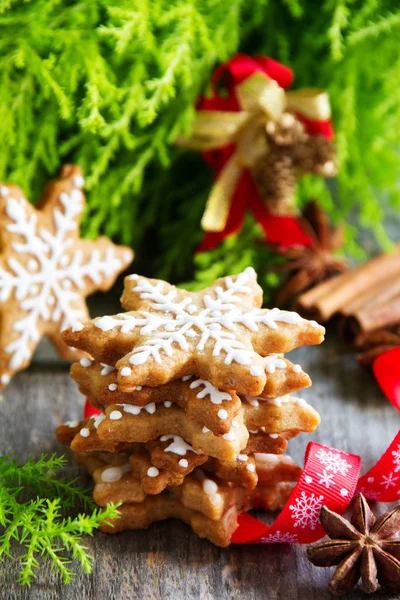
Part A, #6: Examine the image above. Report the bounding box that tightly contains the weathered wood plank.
[1,331,399,600]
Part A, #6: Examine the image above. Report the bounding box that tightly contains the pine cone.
[252,150,296,215]
[265,112,307,147]
[292,135,336,177]
[252,113,336,215]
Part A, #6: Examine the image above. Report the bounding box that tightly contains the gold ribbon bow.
[178,71,331,232]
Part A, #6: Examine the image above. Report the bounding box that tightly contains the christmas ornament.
[0,165,133,389]
[1,1,400,275]
[252,120,335,214]
[307,494,400,596]
[178,54,336,252]
[275,200,346,306]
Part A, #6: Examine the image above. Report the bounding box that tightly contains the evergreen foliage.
[0,1,399,287]
[183,216,284,302]
[0,453,120,585]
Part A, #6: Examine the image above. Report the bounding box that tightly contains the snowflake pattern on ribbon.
[315,448,352,476]
[311,447,353,492]
[317,470,335,489]
[289,491,324,530]
[231,441,362,545]
[0,167,132,386]
[356,487,381,501]
[380,472,399,490]
[260,531,299,543]
[356,432,400,501]
[392,444,400,472]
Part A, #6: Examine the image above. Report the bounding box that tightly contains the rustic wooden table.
[1,325,399,600]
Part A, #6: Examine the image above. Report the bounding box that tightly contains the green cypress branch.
[0,453,120,586]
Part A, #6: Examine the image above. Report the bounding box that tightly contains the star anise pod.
[307,494,400,596]
[356,326,400,366]
[275,200,347,307]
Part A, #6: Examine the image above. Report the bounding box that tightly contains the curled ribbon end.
[201,215,226,233]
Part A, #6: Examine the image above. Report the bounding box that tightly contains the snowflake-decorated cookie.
[62,267,324,395]
[0,164,133,389]
[67,354,312,436]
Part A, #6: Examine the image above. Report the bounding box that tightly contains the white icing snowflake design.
[260,531,299,543]
[315,448,352,477]
[188,378,232,404]
[0,178,130,373]
[289,491,324,530]
[392,444,400,473]
[94,268,311,370]
[159,435,198,456]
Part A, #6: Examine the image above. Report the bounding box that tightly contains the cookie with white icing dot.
[88,457,299,544]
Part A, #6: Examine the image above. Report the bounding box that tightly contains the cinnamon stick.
[340,275,400,316]
[296,243,400,321]
[353,327,400,349]
[356,327,400,364]
[339,294,400,345]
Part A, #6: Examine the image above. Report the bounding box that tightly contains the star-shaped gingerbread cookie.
[62,268,324,396]
[0,164,133,389]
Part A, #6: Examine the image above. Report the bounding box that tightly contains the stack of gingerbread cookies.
[57,267,324,546]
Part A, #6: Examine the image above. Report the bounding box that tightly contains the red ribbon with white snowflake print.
[232,433,400,544]
[356,430,400,502]
[231,441,361,544]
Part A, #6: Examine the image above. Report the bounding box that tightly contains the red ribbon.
[196,54,334,253]
[373,347,400,411]
[83,399,399,543]
[232,433,400,544]
[232,441,361,544]
[357,431,400,502]
[84,401,102,419]
[84,400,100,419]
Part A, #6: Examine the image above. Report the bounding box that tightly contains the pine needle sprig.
[0,453,93,510]
[0,453,120,586]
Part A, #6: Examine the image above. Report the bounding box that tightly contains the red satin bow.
[196,54,334,253]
